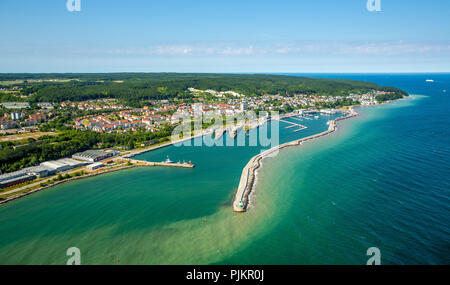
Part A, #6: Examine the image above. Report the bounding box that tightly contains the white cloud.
[100,42,450,57]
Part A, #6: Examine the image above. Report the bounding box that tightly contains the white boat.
[426,79,434,82]
[162,155,174,163]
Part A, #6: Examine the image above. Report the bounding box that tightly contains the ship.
[162,155,174,163]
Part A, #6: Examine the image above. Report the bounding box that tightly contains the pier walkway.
[120,158,195,168]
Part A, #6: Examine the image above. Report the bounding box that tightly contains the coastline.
[233,107,359,212]
[0,102,392,207]
[0,116,263,205]
[0,164,140,205]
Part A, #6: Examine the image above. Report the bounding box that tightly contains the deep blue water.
[0,73,448,265]
[217,73,450,264]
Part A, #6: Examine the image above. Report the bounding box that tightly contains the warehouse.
[87,162,104,171]
[0,158,88,188]
[72,150,114,162]
[0,172,35,188]
[40,158,87,174]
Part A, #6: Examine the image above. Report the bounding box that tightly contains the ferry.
[425,79,434,82]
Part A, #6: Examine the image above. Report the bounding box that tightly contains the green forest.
[0,127,174,173]
[0,73,408,106]
[0,73,408,173]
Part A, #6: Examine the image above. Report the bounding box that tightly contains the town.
[0,73,406,203]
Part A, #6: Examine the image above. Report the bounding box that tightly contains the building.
[140,140,158,147]
[10,112,21,121]
[0,119,18,130]
[0,158,88,188]
[40,158,87,174]
[88,162,104,171]
[72,150,114,163]
[0,173,35,188]
[0,102,30,109]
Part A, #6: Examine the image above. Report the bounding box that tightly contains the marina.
[279,118,308,133]
[233,107,357,212]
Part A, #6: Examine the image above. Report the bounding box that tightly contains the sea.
[0,74,448,265]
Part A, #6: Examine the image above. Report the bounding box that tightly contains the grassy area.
[0,131,57,142]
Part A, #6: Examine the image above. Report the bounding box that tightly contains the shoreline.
[0,116,266,205]
[0,102,392,207]
[0,164,141,205]
[233,107,359,212]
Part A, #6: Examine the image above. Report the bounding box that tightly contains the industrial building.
[87,162,104,171]
[40,158,87,174]
[72,150,114,162]
[0,159,88,188]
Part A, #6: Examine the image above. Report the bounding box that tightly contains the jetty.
[233,107,358,212]
[280,118,308,132]
[120,158,195,168]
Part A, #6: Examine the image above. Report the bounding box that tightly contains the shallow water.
[0,74,449,264]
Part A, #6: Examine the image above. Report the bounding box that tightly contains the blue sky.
[0,0,449,73]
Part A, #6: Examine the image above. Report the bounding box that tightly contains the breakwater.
[233,108,358,212]
[121,158,195,168]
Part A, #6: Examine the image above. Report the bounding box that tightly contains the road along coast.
[233,107,358,212]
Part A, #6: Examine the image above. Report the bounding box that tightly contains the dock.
[279,118,308,132]
[233,107,357,212]
[120,158,195,168]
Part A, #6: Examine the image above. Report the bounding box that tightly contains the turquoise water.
[0,74,449,264]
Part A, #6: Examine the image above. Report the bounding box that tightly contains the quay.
[120,158,195,168]
[233,107,358,212]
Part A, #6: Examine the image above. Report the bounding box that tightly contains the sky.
[0,0,449,73]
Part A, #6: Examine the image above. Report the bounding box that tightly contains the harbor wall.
[233,108,358,212]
